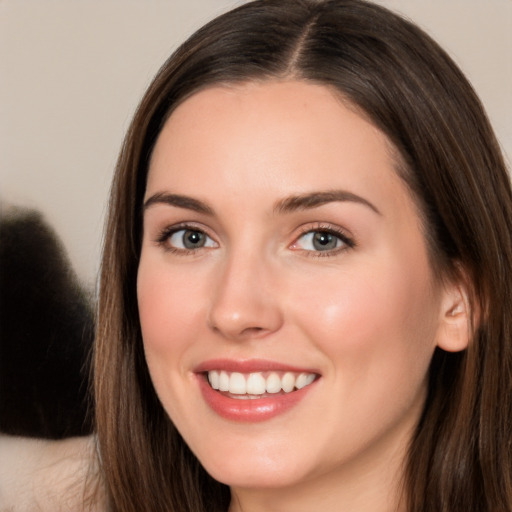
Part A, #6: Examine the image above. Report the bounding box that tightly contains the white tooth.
[208,370,220,390]
[296,372,314,390]
[281,372,295,393]
[266,372,281,393]
[219,371,230,391]
[229,372,247,394]
[305,373,315,386]
[295,373,308,389]
[246,373,266,395]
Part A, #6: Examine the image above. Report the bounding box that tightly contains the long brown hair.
[94,1,512,510]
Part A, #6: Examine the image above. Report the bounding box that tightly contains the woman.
[94,0,512,511]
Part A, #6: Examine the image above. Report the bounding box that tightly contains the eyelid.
[154,222,219,254]
[290,223,356,256]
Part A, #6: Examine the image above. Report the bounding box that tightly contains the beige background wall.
[1,0,510,289]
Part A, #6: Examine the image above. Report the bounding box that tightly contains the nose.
[207,250,284,341]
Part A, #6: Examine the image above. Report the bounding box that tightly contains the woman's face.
[137,81,452,496]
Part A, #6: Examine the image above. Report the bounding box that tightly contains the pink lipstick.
[195,359,319,422]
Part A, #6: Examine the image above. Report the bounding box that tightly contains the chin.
[209,464,307,490]
[196,441,315,490]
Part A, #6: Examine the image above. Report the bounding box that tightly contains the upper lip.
[194,358,320,375]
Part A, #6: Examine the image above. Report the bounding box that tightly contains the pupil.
[184,230,204,248]
[313,231,336,250]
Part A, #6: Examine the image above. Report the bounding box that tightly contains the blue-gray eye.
[296,230,344,251]
[169,229,216,249]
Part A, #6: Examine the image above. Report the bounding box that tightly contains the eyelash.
[155,223,217,256]
[292,223,356,258]
[154,222,356,257]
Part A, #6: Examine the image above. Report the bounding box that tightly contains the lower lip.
[197,375,317,422]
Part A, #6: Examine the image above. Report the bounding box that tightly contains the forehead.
[147,81,403,200]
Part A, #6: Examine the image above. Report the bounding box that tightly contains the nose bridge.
[207,243,283,339]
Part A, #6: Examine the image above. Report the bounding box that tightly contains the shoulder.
[0,434,106,512]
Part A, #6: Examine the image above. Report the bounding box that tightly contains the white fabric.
[0,434,102,511]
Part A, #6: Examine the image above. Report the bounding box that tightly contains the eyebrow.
[143,192,214,215]
[143,189,381,217]
[274,190,381,215]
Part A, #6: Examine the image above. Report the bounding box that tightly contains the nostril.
[241,326,265,336]
[210,323,270,340]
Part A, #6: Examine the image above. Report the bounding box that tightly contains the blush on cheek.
[297,259,436,362]
[137,264,202,349]
[296,276,386,348]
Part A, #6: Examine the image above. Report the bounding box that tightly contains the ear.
[436,278,473,353]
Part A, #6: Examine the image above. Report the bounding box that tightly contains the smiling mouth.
[206,370,317,399]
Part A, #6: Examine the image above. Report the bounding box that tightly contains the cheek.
[137,260,206,359]
[136,259,212,424]
[290,254,439,381]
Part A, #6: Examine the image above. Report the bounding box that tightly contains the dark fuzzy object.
[0,208,94,438]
